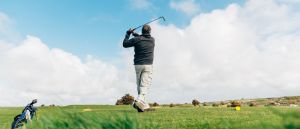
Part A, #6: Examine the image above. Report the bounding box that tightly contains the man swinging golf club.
[123,24,155,112]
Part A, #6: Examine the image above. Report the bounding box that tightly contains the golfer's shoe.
[134,100,150,112]
[135,100,150,111]
[133,102,143,112]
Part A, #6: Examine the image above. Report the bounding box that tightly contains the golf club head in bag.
[32,99,37,104]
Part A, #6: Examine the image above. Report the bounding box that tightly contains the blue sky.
[1,0,300,106]
[0,0,245,59]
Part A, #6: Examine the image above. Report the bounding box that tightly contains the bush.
[212,103,220,107]
[220,101,226,105]
[249,102,257,107]
[266,101,280,106]
[115,99,123,105]
[203,102,209,106]
[192,99,200,106]
[150,102,159,107]
[288,100,297,105]
[170,103,175,107]
[231,101,241,107]
[115,94,134,105]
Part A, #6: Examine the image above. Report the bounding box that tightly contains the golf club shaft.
[133,16,165,31]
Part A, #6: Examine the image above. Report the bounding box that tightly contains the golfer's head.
[142,24,151,34]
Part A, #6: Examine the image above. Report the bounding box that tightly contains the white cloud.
[0,35,136,106]
[170,0,200,15]
[277,0,300,3]
[129,0,153,10]
[0,12,21,43]
[1,0,300,106]
[148,0,300,103]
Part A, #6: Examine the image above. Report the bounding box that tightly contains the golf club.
[132,16,166,31]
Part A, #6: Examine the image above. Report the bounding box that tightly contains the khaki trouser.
[135,65,153,102]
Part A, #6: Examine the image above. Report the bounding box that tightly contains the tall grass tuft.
[27,109,138,129]
[20,106,300,129]
[269,107,300,129]
[101,115,138,129]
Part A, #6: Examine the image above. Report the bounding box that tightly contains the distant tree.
[41,104,45,107]
[192,99,200,106]
[115,94,135,105]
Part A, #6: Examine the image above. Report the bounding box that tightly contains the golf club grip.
[132,26,141,31]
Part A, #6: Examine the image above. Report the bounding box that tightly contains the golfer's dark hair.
[142,24,151,34]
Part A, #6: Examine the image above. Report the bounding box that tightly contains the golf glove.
[126,29,133,35]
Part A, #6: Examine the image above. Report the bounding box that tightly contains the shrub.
[249,102,257,107]
[115,94,134,105]
[170,103,175,107]
[288,100,297,105]
[115,99,123,105]
[266,101,280,106]
[220,101,226,105]
[203,102,209,106]
[212,103,220,107]
[192,99,200,106]
[150,102,159,107]
[231,101,241,107]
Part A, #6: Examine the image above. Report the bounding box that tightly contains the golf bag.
[11,99,37,129]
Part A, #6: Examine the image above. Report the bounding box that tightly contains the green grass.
[1,105,300,129]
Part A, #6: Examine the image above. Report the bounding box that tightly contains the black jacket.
[123,33,155,65]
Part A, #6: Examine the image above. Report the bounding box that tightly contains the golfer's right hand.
[126,28,134,35]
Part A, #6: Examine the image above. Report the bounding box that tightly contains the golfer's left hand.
[126,28,134,35]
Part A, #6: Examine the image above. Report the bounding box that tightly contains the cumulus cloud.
[170,0,200,15]
[277,0,300,3]
[0,35,137,106]
[0,14,136,106]
[129,0,153,10]
[1,0,300,106]
[149,0,300,103]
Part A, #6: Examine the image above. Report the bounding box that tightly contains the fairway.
[1,105,299,129]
